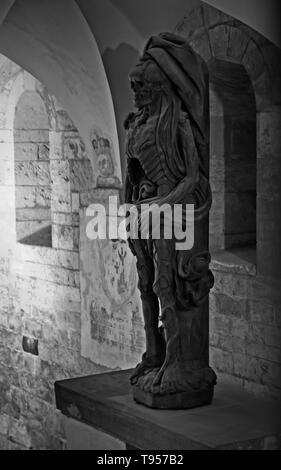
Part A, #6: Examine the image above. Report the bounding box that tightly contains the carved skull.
[129,59,169,109]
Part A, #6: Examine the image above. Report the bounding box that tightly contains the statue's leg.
[130,239,165,385]
[151,238,180,392]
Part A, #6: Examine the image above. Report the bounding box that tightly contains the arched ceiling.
[0,0,279,183]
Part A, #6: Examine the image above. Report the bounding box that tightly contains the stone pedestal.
[55,370,281,450]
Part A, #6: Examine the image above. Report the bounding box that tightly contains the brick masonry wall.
[210,258,281,399]
[0,247,109,450]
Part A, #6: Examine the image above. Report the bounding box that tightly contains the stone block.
[16,207,51,222]
[259,360,281,389]
[38,143,50,160]
[14,130,49,143]
[257,242,281,279]
[254,72,273,112]
[15,186,36,208]
[209,25,230,58]
[0,413,9,436]
[209,88,224,117]
[7,308,24,333]
[248,300,275,325]
[261,45,281,104]
[257,109,281,157]
[227,27,250,62]
[257,154,281,199]
[210,332,246,355]
[50,160,70,184]
[238,24,270,48]
[0,130,13,143]
[71,192,79,213]
[19,245,79,270]
[257,195,281,225]
[22,261,79,288]
[246,342,281,364]
[189,32,212,62]
[264,326,281,349]
[210,118,225,161]
[233,354,263,383]
[210,312,232,336]
[209,191,224,231]
[209,347,234,373]
[174,5,204,41]
[0,142,14,161]
[244,323,266,345]
[242,40,266,82]
[49,131,64,160]
[52,212,72,226]
[16,220,51,242]
[0,159,13,185]
[52,224,74,251]
[14,142,38,161]
[51,186,71,213]
[15,161,50,186]
[202,3,233,29]
[31,278,80,312]
[35,186,51,207]
[23,319,43,340]
[212,272,250,299]
[0,286,9,313]
[8,417,32,448]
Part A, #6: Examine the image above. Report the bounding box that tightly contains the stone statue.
[124,33,217,409]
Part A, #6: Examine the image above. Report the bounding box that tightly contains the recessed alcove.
[14,90,52,247]
[209,59,257,264]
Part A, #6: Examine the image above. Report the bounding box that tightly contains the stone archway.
[175,2,281,278]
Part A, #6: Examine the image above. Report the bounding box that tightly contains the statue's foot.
[130,352,165,385]
[133,361,217,396]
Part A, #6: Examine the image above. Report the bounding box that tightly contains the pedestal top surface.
[55,369,281,450]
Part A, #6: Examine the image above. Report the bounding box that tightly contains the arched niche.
[209,58,256,254]
[175,2,281,277]
[14,89,52,246]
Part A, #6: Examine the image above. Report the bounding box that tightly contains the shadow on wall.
[102,43,139,183]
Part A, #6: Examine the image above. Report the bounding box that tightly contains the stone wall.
[210,253,281,399]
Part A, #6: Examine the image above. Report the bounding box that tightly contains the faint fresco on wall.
[80,206,144,369]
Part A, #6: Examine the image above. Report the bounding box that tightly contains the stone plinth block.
[55,370,281,450]
[133,385,214,410]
